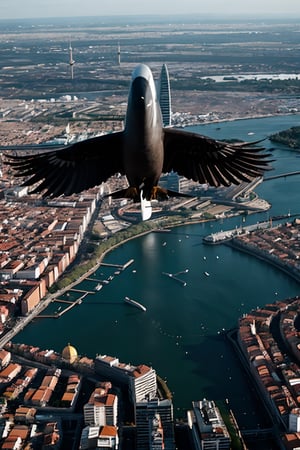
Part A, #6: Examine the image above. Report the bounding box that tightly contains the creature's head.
[126,64,161,129]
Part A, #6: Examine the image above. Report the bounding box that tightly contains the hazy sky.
[1,0,300,20]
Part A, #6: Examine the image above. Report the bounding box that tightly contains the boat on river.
[124,296,147,312]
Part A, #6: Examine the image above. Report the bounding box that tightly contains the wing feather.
[5,132,125,197]
[163,128,272,187]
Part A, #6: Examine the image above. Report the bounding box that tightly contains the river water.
[15,114,300,428]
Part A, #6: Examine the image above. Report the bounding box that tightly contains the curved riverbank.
[226,238,300,284]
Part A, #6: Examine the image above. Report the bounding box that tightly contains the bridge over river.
[264,170,300,180]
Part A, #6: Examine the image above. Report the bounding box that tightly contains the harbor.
[33,258,136,321]
[37,294,89,319]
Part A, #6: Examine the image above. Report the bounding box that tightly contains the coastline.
[226,237,300,284]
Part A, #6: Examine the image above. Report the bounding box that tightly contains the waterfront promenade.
[203,220,272,244]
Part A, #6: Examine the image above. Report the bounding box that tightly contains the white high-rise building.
[158,64,172,127]
[95,355,157,404]
[187,399,231,450]
[84,388,118,426]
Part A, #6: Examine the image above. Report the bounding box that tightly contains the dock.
[37,294,88,319]
[100,262,123,269]
[162,272,187,287]
[36,259,135,320]
[122,259,134,270]
[100,259,134,270]
[86,277,107,283]
[69,288,95,294]
[124,296,147,312]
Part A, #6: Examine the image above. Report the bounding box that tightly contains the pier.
[69,288,95,294]
[37,294,89,319]
[162,271,187,287]
[29,258,136,321]
[100,262,123,269]
[100,258,134,270]
[86,277,106,283]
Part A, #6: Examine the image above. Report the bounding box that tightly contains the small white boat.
[204,271,210,277]
[124,296,147,312]
[95,283,102,291]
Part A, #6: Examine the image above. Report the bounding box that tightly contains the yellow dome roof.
[62,343,78,363]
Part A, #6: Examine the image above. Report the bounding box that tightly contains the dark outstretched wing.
[163,128,272,187]
[5,131,125,197]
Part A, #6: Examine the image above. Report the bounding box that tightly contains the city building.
[84,382,118,427]
[289,409,300,432]
[158,64,171,127]
[187,399,231,450]
[95,355,157,404]
[151,414,164,450]
[136,398,175,450]
[79,425,119,449]
[0,350,11,369]
[62,343,78,364]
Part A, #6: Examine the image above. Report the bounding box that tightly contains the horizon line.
[0,12,298,22]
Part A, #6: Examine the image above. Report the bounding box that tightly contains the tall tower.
[117,42,121,66]
[69,39,75,80]
[158,64,171,127]
[136,399,175,450]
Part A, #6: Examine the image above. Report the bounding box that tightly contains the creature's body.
[122,64,165,201]
[5,64,272,220]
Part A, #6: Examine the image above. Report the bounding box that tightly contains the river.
[14,114,300,429]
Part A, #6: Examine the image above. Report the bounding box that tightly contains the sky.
[1,0,300,20]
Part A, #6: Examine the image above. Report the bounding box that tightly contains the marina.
[37,294,89,319]
[33,258,136,321]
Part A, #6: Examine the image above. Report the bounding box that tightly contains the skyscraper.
[187,399,231,450]
[136,398,175,450]
[158,64,171,127]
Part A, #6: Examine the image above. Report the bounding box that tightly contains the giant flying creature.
[5,64,272,220]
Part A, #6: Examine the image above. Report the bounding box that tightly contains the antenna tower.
[69,39,75,80]
[117,42,121,66]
